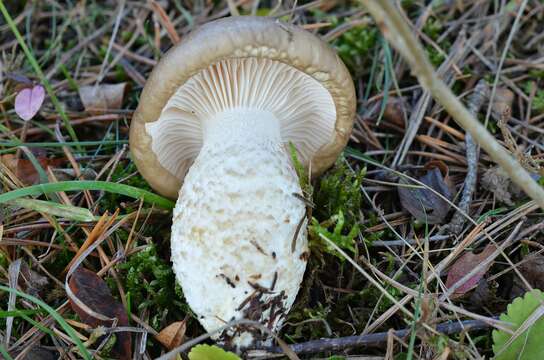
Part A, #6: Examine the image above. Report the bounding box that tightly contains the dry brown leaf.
[510,254,544,298]
[155,319,187,350]
[398,160,454,224]
[68,267,131,359]
[18,261,48,297]
[0,154,64,185]
[446,244,496,299]
[518,254,544,289]
[78,83,128,112]
[382,97,407,129]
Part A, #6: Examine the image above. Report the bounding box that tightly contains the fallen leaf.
[469,278,493,308]
[518,254,544,290]
[382,97,407,128]
[78,83,128,112]
[1,154,64,185]
[446,244,496,299]
[155,319,187,350]
[68,267,131,359]
[398,160,454,224]
[18,261,48,297]
[15,84,45,121]
[511,254,544,298]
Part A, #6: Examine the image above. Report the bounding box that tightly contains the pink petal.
[15,85,46,121]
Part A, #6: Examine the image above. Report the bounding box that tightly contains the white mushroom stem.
[171,108,309,348]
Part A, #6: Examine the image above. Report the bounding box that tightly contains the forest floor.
[1,1,544,359]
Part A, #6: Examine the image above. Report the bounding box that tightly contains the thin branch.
[443,80,489,234]
[359,0,544,211]
[259,317,494,355]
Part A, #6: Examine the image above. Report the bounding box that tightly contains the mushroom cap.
[130,16,356,198]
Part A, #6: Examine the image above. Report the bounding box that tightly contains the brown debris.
[155,319,187,350]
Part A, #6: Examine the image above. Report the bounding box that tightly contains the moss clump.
[333,25,378,72]
[116,245,186,329]
[313,158,365,228]
[531,90,544,114]
[99,161,153,212]
[421,17,451,67]
[309,159,366,257]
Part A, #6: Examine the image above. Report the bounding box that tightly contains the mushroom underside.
[145,57,337,181]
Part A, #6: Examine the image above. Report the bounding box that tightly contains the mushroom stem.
[171,108,309,348]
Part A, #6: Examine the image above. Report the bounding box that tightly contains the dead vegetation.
[1,0,544,359]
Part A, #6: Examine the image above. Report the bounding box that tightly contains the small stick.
[443,80,488,234]
[259,317,495,355]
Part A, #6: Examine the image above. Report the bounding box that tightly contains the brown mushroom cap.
[130,16,356,198]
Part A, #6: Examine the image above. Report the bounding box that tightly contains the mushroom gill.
[145,57,336,181]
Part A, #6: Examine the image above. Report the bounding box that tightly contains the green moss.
[0,250,8,270]
[46,246,73,276]
[362,212,385,245]
[426,45,446,68]
[359,284,403,313]
[314,158,365,227]
[422,17,443,40]
[308,159,366,258]
[99,161,153,212]
[115,245,187,330]
[333,24,378,72]
[523,82,544,114]
[529,69,544,80]
[532,90,544,114]
[309,211,359,256]
[289,142,313,197]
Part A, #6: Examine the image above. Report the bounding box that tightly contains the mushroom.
[130,16,355,348]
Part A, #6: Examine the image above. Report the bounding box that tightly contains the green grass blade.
[0,285,92,360]
[0,180,175,209]
[0,344,14,360]
[7,198,95,221]
[0,309,40,317]
[19,312,55,337]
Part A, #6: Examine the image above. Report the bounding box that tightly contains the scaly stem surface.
[171,108,309,348]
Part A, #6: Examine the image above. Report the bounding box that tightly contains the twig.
[260,317,495,355]
[483,0,529,128]
[443,80,489,234]
[95,0,126,86]
[371,234,451,247]
[360,0,544,211]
